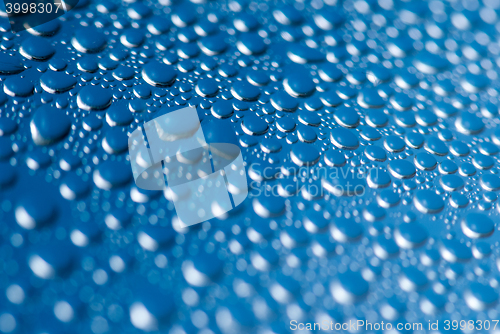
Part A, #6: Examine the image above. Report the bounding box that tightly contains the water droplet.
[456,112,484,135]
[388,159,415,179]
[236,33,266,55]
[20,36,55,60]
[40,71,77,94]
[0,52,24,74]
[72,27,107,53]
[31,106,71,145]
[3,77,34,97]
[330,127,359,150]
[231,81,260,101]
[77,85,113,111]
[464,282,498,311]
[414,189,444,213]
[93,161,132,190]
[283,72,315,97]
[330,270,368,304]
[461,213,494,239]
[142,61,177,87]
[290,142,320,166]
[241,114,268,135]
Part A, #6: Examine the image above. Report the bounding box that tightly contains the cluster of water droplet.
[2,0,500,332]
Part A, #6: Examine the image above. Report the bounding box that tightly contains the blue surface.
[1,0,500,333]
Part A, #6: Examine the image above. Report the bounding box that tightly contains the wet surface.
[1,0,500,332]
